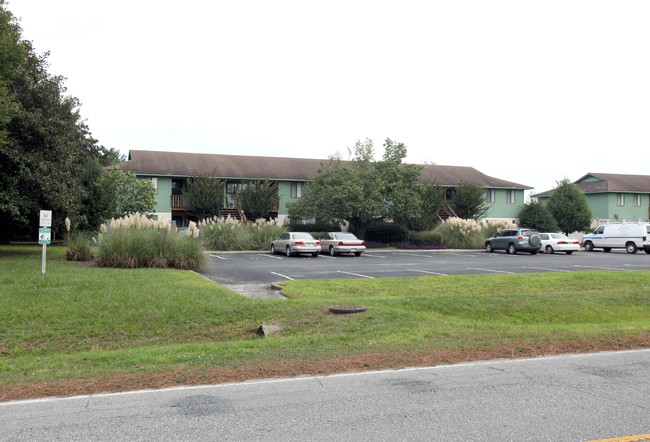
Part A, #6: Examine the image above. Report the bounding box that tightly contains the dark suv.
[485,228,541,254]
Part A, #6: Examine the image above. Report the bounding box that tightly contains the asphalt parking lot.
[199,249,650,297]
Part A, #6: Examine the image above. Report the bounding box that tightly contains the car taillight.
[362,241,365,246]
[294,241,304,245]
[315,241,321,245]
[518,236,523,240]
[572,241,579,244]
[338,241,344,246]
[644,236,647,241]
[557,241,568,245]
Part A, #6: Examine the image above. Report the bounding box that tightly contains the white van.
[582,223,650,254]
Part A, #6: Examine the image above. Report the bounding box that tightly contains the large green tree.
[412,179,447,231]
[98,167,156,219]
[187,173,225,221]
[288,138,422,239]
[453,181,489,220]
[0,2,119,240]
[546,179,592,234]
[239,179,279,221]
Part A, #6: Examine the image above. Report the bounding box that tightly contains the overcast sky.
[9,0,650,196]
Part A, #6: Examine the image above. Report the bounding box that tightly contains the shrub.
[519,201,558,232]
[409,230,443,247]
[94,213,204,270]
[364,222,409,244]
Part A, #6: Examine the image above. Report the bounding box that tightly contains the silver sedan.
[271,232,321,257]
[320,232,366,256]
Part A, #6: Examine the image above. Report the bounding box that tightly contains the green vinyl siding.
[586,193,610,219]
[484,189,525,218]
[278,181,305,215]
[608,192,649,220]
[154,177,173,212]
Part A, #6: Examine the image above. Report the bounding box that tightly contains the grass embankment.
[1,245,649,400]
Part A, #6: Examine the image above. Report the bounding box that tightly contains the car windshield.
[293,233,314,239]
[335,233,358,240]
[551,233,568,239]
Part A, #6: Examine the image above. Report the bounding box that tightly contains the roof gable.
[534,172,650,197]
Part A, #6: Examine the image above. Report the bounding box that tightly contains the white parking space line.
[624,263,650,267]
[521,266,569,273]
[209,254,227,260]
[467,267,514,274]
[395,252,431,257]
[320,255,336,259]
[337,270,374,279]
[258,254,283,260]
[270,271,294,280]
[362,254,386,259]
[573,265,627,271]
[406,269,448,276]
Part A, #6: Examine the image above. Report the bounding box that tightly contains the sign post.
[39,210,52,276]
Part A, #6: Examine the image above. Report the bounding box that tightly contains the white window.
[506,190,515,204]
[291,182,303,198]
[633,194,641,207]
[147,177,158,194]
[486,189,495,203]
[617,193,625,206]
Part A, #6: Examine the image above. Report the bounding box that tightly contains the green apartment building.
[535,173,650,223]
[118,150,531,227]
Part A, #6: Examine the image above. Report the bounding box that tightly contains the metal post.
[41,243,47,276]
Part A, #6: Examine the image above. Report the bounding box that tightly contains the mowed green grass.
[1,245,649,387]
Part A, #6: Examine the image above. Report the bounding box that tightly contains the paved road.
[2,349,648,441]
[200,249,650,297]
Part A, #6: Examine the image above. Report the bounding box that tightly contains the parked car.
[485,228,541,254]
[271,232,321,257]
[539,233,580,254]
[320,232,366,256]
[582,223,650,254]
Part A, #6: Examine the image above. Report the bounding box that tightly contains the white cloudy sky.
[9,0,650,196]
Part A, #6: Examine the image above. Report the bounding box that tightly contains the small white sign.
[40,210,52,227]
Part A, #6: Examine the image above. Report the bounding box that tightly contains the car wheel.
[271,244,276,255]
[565,251,573,255]
[285,246,292,257]
[584,241,594,252]
[545,245,554,254]
[354,252,362,257]
[507,243,517,255]
[329,246,337,256]
[603,248,611,253]
[485,242,494,253]
[626,242,638,254]
[312,252,319,257]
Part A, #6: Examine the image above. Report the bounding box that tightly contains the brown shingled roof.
[119,150,531,189]
[534,172,650,197]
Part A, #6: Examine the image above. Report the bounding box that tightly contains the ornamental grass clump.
[199,216,287,250]
[94,213,204,270]
[435,218,518,249]
[63,217,94,261]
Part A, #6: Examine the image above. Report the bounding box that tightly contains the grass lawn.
[1,245,649,400]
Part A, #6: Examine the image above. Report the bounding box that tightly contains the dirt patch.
[1,335,648,402]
